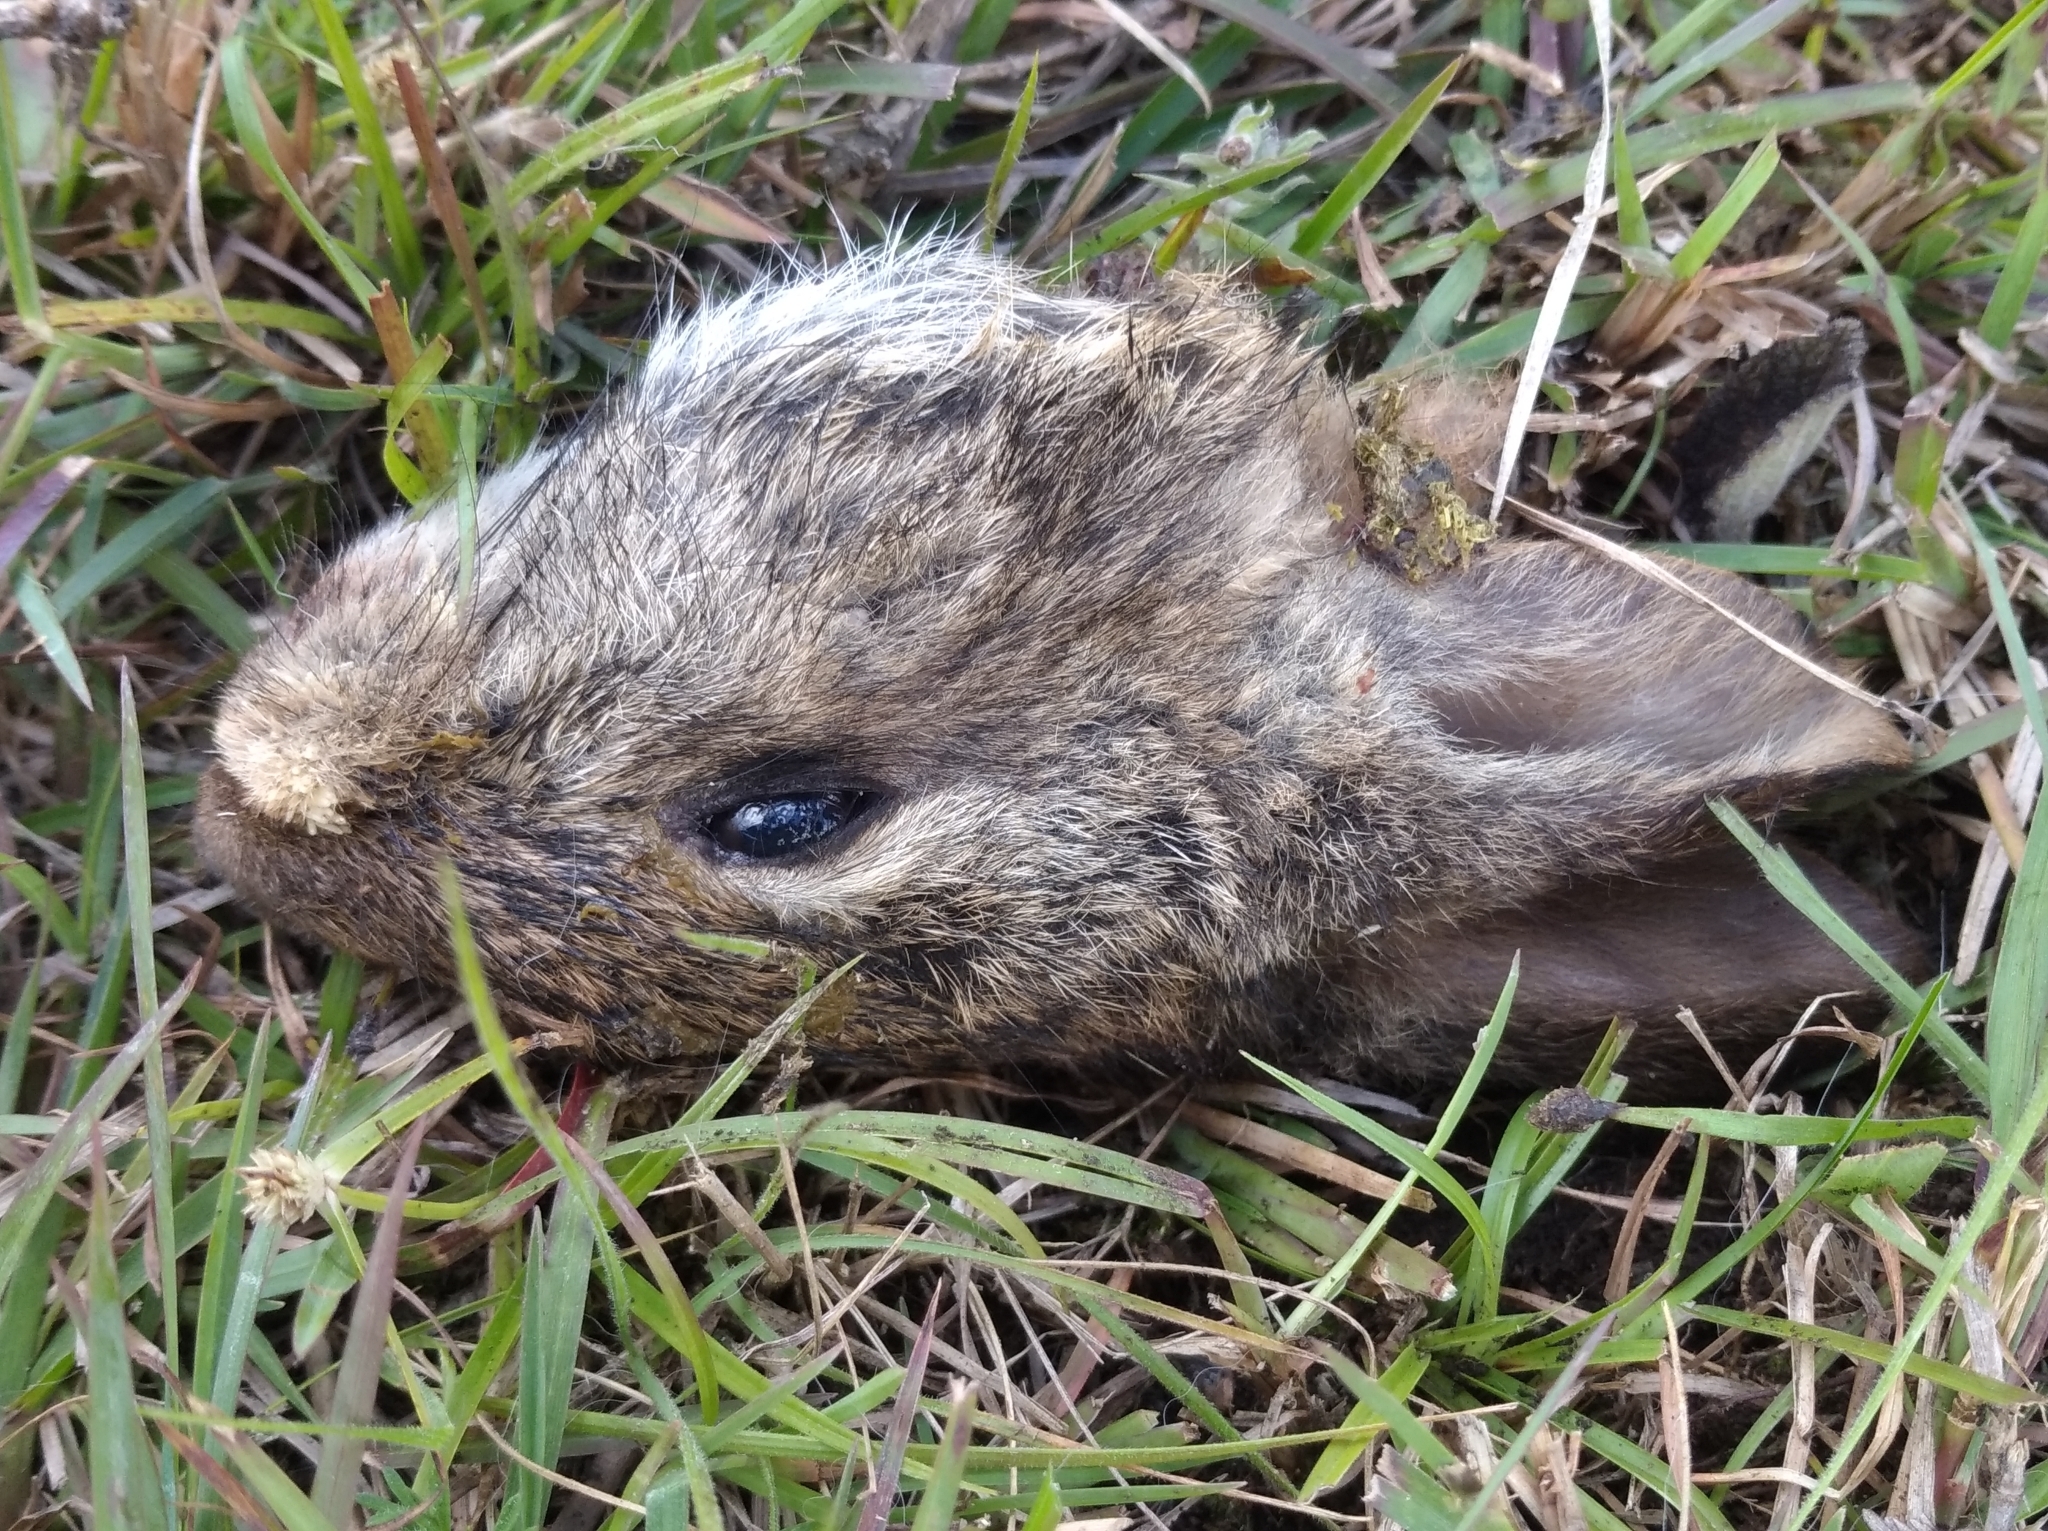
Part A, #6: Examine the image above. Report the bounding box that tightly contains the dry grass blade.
[1602,1125,1690,1303]
[0,454,90,570]
[310,1115,431,1524]
[1178,1099,1430,1211]
[856,1283,945,1531]
[1487,0,1613,523]
[391,57,492,348]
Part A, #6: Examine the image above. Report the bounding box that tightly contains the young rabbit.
[196,247,1921,1096]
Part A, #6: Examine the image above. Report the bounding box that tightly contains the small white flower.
[238,1147,336,1227]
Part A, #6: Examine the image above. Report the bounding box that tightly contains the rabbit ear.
[1672,322,1866,543]
[1350,844,1924,1095]
[1410,540,1908,798]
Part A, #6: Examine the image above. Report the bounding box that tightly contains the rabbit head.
[197,247,1919,1091]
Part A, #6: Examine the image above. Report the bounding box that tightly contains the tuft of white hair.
[639,240,1122,393]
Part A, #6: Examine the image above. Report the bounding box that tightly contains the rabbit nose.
[194,761,430,971]
[192,764,275,906]
[193,763,342,921]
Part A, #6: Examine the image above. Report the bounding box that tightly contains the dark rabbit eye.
[704,791,869,860]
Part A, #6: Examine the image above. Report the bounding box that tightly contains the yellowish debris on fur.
[1350,381,1493,582]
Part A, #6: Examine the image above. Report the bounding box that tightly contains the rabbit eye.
[704,791,869,860]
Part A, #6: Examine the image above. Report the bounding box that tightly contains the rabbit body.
[197,249,1918,1093]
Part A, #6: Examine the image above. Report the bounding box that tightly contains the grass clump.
[2,0,2047,1525]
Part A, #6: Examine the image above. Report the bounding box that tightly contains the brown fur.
[195,248,1920,1097]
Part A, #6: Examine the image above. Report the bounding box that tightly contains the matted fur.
[197,247,1918,1092]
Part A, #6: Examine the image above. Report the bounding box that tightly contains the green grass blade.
[314,1051,496,1179]
[1386,239,1491,364]
[198,1414,338,1531]
[437,862,723,1424]
[1448,1315,1618,1531]
[503,1189,596,1531]
[907,1387,978,1531]
[219,35,378,307]
[316,952,363,1046]
[189,1016,270,1526]
[1019,1472,1062,1531]
[1258,957,1518,1331]
[1994,0,2048,114]
[0,33,47,336]
[310,1115,429,1524]
[1485,82,1920,229]
[0,947,42,1113]
[117,666,159,1024]
[677,963,855,1126]
[1789,165,1923,393]
[0,952,189,1308]
[1646,542,1927,582]
[500,62,762,206]
[1293,59,1458,257]
[1683,1304,2033,1405]
[1928,0,2048,106]
[444,1269,524,1439]
[1112,25,1257,178]
[1789,1033,2048,1528]
[84,1146,172,1531]
[3,3,2033,1525]
[982,55,1039,251]
[1179,0,1444,163]
[12,571,91,708]
[0,358,74,490]
[1612,117,1650,253]
[1075,1293,1292,1497]
[500,0,842,206]
[597,1424,680,1531]
[1299,1344,1427,1498]
[0,1196,64,1489]
[1982,790,2048,1144]
[50,478,244,619]
[1476,0,1522,104]
[1980,146,2048,351]
[522,4,626,106]
[1641,0,1750,71]
[302,0,426,290]
[1656,982,1943,1317]
[1957,514,2048,760]
[1670,135,1779,280]
[213,1035,326,1418]
[1630,0,1810,122]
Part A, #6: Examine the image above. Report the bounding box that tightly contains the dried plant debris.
[1,0,2047,1523]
